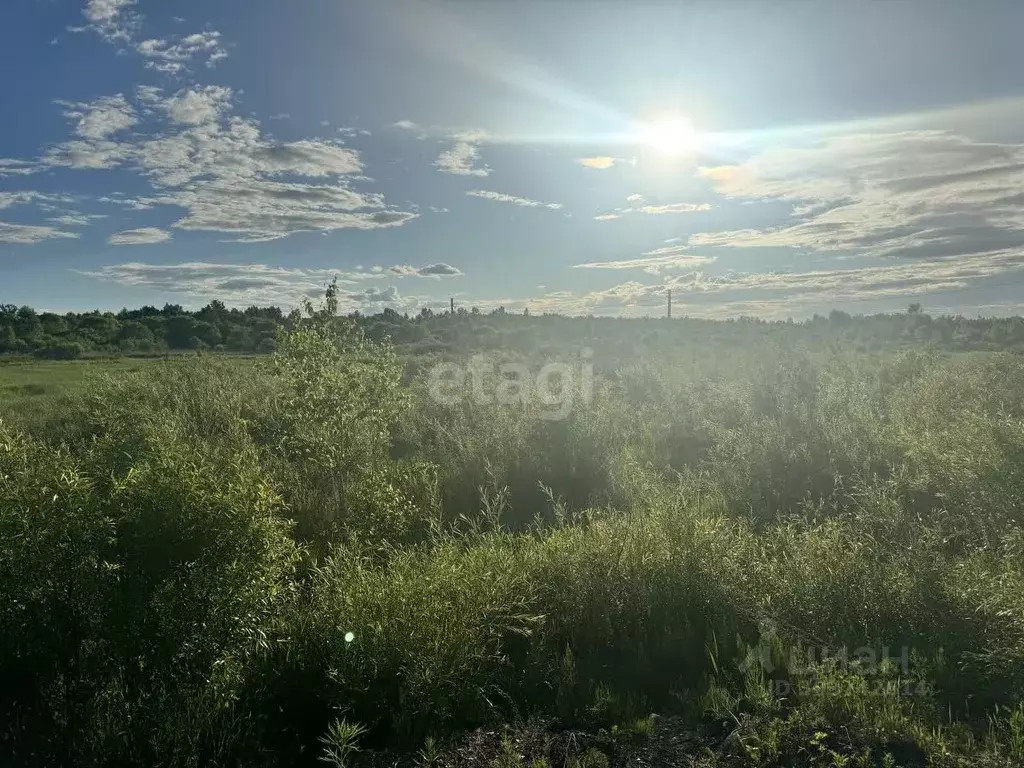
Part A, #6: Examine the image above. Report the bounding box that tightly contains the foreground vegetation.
[2,289,1024,766]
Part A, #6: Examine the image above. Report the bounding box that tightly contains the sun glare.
[635,116,701,157]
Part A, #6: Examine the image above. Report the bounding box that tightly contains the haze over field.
[5,1,1024,317]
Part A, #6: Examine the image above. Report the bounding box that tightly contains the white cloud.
[392,121,492,175]
[164,86,233,125]
[337,126,370,139]
[75,262,437,310]
[108,227,172,245]
[48,214,107,227]
[84,0,134,24]
[388,263,463,278]
[80,0,138,41]
[76,262,334,305]
[693,129,1024,262]
[134,85,163,108]
[663,252,1024,313]
[636,203,712,214]
[43,139,134,170]
[466,189,562,210]
[479,282,672,317]
[560,250,1024,317]
[435,138,490,176]
[480,248,1024,318]
[137,31,228,73]
[30,88,416,242]
[348,285,401,305]
[573,246,714,273]
[0,222,79,244]
[0,159,42,177]
[98,195,154,210]
[594,195,709,221]
[249,139,363,176]
[148,177,413,241]
[0,191,72,210]
[58,94,137,140]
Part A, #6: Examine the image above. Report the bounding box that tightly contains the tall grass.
[2,293,1024,765]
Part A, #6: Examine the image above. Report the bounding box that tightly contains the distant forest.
[4,300,1024,359]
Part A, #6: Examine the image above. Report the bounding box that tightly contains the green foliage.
[4,288,1024,766]
[318,718,366,767]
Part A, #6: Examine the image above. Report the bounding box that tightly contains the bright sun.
[635,116,701,157]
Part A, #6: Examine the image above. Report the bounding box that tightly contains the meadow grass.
[2,300,1023,767]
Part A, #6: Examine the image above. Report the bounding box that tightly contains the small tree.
[266,280,419,540]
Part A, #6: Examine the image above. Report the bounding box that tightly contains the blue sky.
[4,0,1024,317]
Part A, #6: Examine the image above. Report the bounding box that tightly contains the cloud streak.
[0,222,79,244]
[108,227,172,245]
[692,129,1024,262]
[466,189,562,210]
[388,263,464,278]
[574,246,714,273]
[75,261,444,310]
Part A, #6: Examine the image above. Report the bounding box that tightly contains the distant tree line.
[0,301,287,359]
[3,299,1024,359]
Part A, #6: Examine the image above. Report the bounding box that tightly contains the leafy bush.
[3,293,1024,766]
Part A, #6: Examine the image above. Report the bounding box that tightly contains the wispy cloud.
[389,263,463,278]
[108,227,172,245]
[0,159,42,178]
[0,191,73,210]
[137,31,228,73]
[466,189,562,210]
[21,87,418,242]
[637,203,712,214]
[76,0,139,43]
[0,222,79,244]
[594,194,711,221]
[435,136,491,177]
[573,246,714,273]
[163,86,233,125]
[75,261,440,310]
[57,94,137,141]
[48,213,108,227]
[692,129,1024,262]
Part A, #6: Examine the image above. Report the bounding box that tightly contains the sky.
[4,0,1024,318]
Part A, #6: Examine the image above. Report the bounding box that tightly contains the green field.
[0,357,151,398]
[0,356,259,428]
[3,304,1024,767]
[0,359,153,430]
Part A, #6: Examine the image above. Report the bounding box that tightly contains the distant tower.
[450,297,455,315]
[667,289,672,319]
